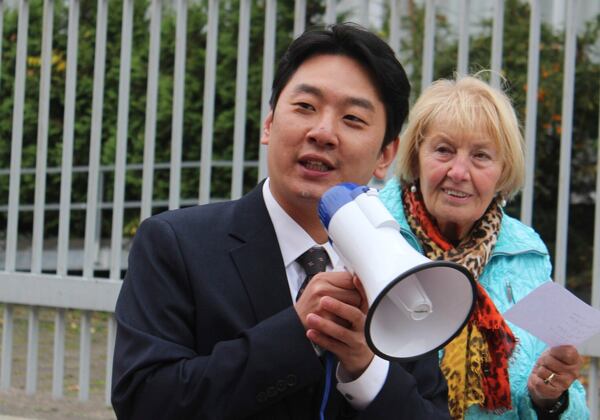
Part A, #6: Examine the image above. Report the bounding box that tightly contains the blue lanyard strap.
[319,352,334,420]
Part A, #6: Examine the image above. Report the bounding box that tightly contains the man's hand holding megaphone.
[294,271,374,380]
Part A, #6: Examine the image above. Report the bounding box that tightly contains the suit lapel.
[229,182,293,322]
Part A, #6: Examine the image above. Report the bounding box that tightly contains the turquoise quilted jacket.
[379,178,589,419]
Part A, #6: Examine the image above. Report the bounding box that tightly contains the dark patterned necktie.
[295,247,330,301]
[296,246,334,413]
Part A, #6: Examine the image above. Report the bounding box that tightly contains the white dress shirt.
[262,179,389,409]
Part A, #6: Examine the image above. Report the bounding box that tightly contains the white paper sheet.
[503,282,600,347]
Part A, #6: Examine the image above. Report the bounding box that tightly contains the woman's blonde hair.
[396,75,525,199]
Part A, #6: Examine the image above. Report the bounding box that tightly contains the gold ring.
[543,372,556,385]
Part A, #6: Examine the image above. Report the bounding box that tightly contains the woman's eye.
[474,152,492,160]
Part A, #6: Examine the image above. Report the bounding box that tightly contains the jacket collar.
[228,180,293,322]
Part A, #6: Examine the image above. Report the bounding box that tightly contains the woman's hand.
[528,345,582,408]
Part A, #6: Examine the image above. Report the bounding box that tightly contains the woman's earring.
[410,183,417,193]
[499,196,507,207]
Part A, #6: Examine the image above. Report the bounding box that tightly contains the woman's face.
[417,120,503,241]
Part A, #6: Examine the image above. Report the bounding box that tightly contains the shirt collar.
[262,178,338,269]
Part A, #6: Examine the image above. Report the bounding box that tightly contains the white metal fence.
[0,0,599,415]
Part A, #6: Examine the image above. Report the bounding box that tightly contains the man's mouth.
[301,159,332,172]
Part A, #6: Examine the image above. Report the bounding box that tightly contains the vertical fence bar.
[258,0,276,182]
[384,0,414,181]
[80,0,108,401]
[52,308,65,398]
[79,311,91,400]
[55,0,79,397]
[27,0,54,395]
[25,306,39,395]
[31,0,54,275]
[2,0,28,390]
[105,315,117,405]
[231,0,251,200]
[553,0,577,288]
[141,0,162,221]
[421,0,435,91]
[293,0,305,38]
[385,0,402,184]
[168,0,188,210]
[199,0,219,204]
[1,305,14,390]
[394,0,413,84]
[520,0,541,226]
[100,0,134,400]
[94,172,104,263]
[5,0,29,273]
[490,0,504,89]
[552,0,566,29]
[457,0,470,76]
[358,0,369,28]
[325,0,336,25]
[109,0,134,281]
[57,0,80,277]
[389,0,399,55]
[83,0,108,280]
[589,83,600,420]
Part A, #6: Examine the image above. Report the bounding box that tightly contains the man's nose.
[306,114,338,148]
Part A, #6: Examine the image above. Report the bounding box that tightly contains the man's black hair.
[269,22,411,148]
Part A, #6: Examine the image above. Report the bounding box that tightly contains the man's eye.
[344,115,366,125]
[296,102,315,111]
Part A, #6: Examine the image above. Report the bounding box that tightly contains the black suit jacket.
[112,182,450,419]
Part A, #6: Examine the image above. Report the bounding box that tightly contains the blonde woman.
[379,75,588,419]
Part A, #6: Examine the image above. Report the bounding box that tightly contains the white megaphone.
[318,183,476,361]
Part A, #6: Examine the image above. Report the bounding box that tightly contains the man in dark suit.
[112,23,450,419]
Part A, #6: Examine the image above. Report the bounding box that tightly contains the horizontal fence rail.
[0,0,599,413]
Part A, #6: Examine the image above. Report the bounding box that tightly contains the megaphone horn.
[318,183,476,362]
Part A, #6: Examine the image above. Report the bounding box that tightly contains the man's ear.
[260,110,273,145]
[373,137,399,180]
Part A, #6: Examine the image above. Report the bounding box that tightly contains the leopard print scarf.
[402,184,516,419]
